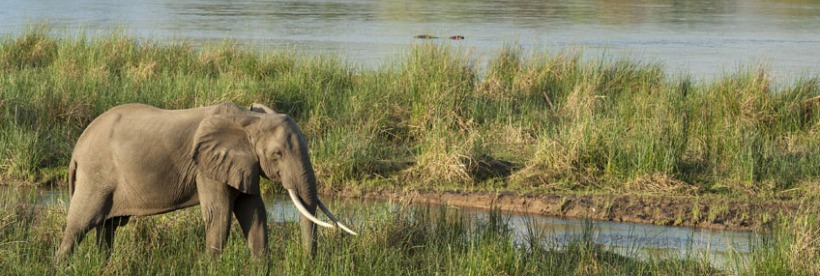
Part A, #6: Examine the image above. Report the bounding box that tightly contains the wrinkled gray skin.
[56,102,319,261]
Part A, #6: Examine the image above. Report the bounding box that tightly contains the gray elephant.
[56,102,355,261]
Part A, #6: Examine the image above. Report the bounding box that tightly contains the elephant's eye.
[271,150,283,160]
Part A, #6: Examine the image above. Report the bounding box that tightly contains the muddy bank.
[335,189,815,232]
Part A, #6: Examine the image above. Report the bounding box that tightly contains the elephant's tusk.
[287,189,336,229]
[317,199,359,236]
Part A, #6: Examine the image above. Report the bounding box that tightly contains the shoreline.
[331,187,812,232]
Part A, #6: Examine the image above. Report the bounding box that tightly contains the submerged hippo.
[414,35,465,40]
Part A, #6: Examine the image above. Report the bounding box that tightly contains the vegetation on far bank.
[1,27,819,201]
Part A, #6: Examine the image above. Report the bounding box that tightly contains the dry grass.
[787,213,820,274]
[625,173,700,195]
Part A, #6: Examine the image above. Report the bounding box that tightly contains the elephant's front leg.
[196,176,237,255]
[233,194,268,257]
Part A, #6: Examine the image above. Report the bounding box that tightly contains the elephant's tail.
[68,159,77,196]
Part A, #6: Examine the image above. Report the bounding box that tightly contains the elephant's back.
[76,104,170,147]
[78,104,163,138]
[72,103,246,158]
[75,105,199,153]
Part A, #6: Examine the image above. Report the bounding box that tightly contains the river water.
[1,0,818,80]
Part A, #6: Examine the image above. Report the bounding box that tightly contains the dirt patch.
[334,188,816,232]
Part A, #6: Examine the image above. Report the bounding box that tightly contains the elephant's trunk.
[291,157,319,256]
[281,150,319,255]
[285,155,357,255]
[281,120,357,256]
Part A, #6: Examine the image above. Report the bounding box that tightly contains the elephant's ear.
[249,103,276,114]
[192,115,260,194]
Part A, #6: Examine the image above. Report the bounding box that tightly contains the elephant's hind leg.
[56,220,92,261]
[56,186,113,261]
[233,194,268,257]
[96,216,130,253]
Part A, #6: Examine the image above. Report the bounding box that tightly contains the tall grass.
[743,203,820,275]
[1,28,819,198]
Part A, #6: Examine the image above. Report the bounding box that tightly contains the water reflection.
[1,0,817,78]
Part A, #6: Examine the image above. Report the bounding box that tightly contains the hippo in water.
[414,35,465,40]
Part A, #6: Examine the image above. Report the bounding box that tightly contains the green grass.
[8,186,818,275]
[2,27,820,200]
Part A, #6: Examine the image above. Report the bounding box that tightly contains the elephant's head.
[191,103,356,255]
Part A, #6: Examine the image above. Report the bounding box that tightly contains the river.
[1,0,818,80]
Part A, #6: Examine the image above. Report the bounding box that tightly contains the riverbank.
[333,187,811,232]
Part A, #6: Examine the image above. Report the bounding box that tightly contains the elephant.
[55,102,355,261]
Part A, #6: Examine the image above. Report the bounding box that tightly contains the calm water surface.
[1,0,818,79]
